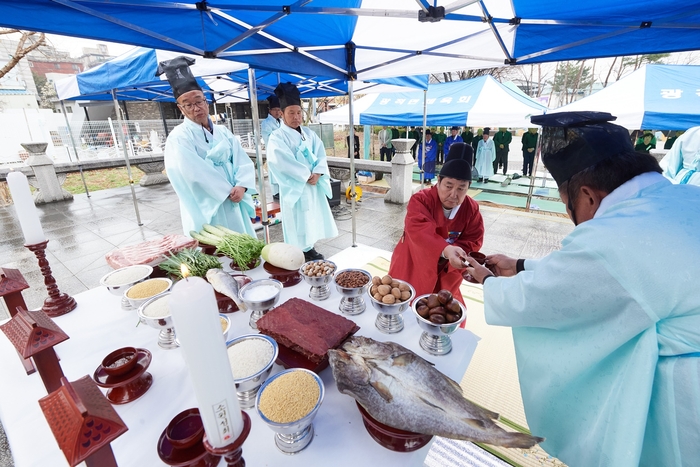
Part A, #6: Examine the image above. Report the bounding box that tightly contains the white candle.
[168,276,244,447]
[6,171,45,245]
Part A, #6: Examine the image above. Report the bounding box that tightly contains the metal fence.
[52,118,335,163]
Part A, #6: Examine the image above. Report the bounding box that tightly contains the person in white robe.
[464,111,700,467]
[474,127,495,182]
[266,82,338,261]
[159,56,257,237]
[659,125,700,186]
[261,95,283,199]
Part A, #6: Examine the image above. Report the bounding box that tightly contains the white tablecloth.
[0,244,479,467]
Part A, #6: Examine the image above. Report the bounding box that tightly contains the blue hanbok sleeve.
[267,130,312,205]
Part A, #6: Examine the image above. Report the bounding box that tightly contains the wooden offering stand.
[0,267,35,374]
[93,348,154,404]
[26,240,77,317]
[39,376,128,467]
[203,411,252,467]
[0,307,69,393]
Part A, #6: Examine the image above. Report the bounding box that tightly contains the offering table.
[0,244,479,466]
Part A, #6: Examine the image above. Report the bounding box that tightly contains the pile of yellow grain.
[126,279,169,299]
[259,371,320,423]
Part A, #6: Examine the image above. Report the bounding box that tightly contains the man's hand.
[307,173,321,185]
[528,147,534,153]
[485,254,518,277]
[500,144,504,149]
[463,257,494,284]
[228,186,246,203]
[442,245,467,270]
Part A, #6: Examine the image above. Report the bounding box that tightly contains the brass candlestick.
[25,240,76,317]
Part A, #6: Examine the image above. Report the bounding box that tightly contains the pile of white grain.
[227,338,274,379]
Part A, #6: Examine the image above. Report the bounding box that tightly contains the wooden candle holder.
[25,240,77,317]
[0,267,35,374]
[39,376,128,467]
[203,411,251,467]
[0,307,69,393]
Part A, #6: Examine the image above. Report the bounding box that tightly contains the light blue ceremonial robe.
[266,122,338,251]
[261,114,282,195]
[660,126,700,186]
[475,138,495,179]
[483,173,700,467]
[165,117,257,237]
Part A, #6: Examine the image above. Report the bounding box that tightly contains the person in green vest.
[521,128,539,177]
[461,127,474,146]
[434,127,447,164]
[493,127,512,175]
[408,127,420,159]
[664,130,683,150]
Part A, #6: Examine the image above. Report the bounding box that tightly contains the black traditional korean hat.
[267,94,281,109]
[274,82,301,109]
[439,143,473,181]
[530,111,634,186]
[156,56,202,99]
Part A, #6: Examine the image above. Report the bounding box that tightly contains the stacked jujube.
[370,275,412,304]
[414,290,462,324]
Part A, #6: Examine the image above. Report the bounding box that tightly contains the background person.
[660,126,700,186]
[378,125,393,162]
[390,142,483,308]
[159,56,257,237]
[521,128,538,177]
[261,94,283,200]
[267,82,338,261]
[474,128,495,182]
[465,111,700,467]
[443,126,463,157]
[417,129,437,185]
[493,127,512,175]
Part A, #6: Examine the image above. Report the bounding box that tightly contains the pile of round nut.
[335,270,370,288]
[370,275,412,304]
[301,260,336,277]
[415,290,463,324]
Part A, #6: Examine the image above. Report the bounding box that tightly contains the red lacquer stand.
[39,376,128,467]
[203,411,251,467]
[0,267,35,374]
[93,348,154,404]
[0,307,69,393]
[25,240,77,317]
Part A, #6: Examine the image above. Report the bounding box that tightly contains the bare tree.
[0,29,46,80]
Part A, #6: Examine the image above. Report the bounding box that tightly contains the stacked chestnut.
[414,290,462,324]
[370,274,412,304]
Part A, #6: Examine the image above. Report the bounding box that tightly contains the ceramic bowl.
[226,334,279,409]
[102,346,139,377]
[100,265,153,296]
[124,278,172,309]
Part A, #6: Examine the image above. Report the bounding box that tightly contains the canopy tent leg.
[60,101,90,198]
[421,89,427,187]
[349,81,357,248]
[248,68,270,244]
[111,89,142,226]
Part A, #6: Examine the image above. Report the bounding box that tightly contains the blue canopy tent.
[556,64,700,130]
[358,76,546,127]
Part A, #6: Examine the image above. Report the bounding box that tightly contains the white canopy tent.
[318,95,379,125]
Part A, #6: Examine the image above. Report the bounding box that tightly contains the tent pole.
[247,68,270,243]
[111,89,143,226]
[421,89,427,187]
[349,81,357,248]
[525,130,543,211]
[60,100,90,197]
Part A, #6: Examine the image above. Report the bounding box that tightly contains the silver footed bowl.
[334,269,372,315]
[238,278,283,329]
[299,260,337,301]
[367,279,416,334]
[256,368,325,454]
[226,334,279,409]
[137,292,177,349]
[410,293,467,356]
[100,265,153,297]
[124,277,172,310]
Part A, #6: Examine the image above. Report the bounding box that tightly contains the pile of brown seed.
[258,371,320,423]
[335,271,369,288]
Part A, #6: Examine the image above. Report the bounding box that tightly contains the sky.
[44,34,135,58]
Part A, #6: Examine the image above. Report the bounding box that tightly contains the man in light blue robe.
[159,57,257,237]
[266,82,338,261]
[660,125,700,186]
[261,95,283,199]
[464,111,700,467]
[475,127,495,182]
